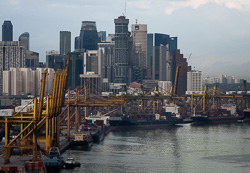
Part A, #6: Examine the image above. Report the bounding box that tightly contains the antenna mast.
[125,2,127,17]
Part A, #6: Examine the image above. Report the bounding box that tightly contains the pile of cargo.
[15,104,34,113]
[24,161,44,172]
[0,109,14,116]
[1,166,22,172]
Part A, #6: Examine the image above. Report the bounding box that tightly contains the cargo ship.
[82,123,105,143]
[191,104,244,125]
[71,131,93,150]
[109,105,183,130]
[84,116,109,142]
[109,114,183,130]
[109,104,183,130]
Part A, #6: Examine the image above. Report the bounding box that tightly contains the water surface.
[61,123,250,173]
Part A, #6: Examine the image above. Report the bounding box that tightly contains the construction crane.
[170,64,181,96]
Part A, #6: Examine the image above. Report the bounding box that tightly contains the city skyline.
[1,0,250,81]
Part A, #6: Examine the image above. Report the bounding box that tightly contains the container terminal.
[0,55,250,172]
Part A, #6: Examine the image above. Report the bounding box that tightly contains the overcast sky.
[1,0,250,80]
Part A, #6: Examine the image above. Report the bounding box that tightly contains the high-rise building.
[169,37,177,57]
[3,67,55,96]
[74,36,80,51]
[80,73,102,95]
[152,45,169,81]
[25,51,39,70]
[158,81,172,93]
[153,33,178,82]
[60,31,71,56]
[98,31,106,42]
[187,70,202,92]
[0,41,26,95]
[132,24,147,69]
[2,21,13,41]
[106,34,115,43]
[19,32,39,70]
[46,50,64,71]
[114,16,129,84]
[84,50,100,75]
[67,52,83,89]
[147,34,153,69]
[36,68,55,95]
[78,21,98,51]
[19,32,29,50]
[98,42,115,83]
[172,49,188,96]
[155,33,169,47]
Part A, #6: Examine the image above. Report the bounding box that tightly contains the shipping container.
[0,109,14,116]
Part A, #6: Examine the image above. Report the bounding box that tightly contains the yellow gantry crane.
[191,84,244,115]
[170,64,181,97]
[0,55,71,164]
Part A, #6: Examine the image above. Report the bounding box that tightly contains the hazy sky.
[1,0,250,80]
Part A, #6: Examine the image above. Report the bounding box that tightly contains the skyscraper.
[18,32,39,70]
[25,51,39,70]
[152,45,169,81]
[67,52,83,89]
[2,21,13,41]
[98,42,115,83]
[46,50,64,72]
[169,37,177,56]
[172,49,188,96]
[132,24,147,68]
[60,31,71,56]
[84,50,100,75]
[79,21,98,51]
[147,33,153,69]
[114,16,129,84]
[155,33,169,47]
[0,41,26,94]
[98,31,106,42]
[19,32,29,50]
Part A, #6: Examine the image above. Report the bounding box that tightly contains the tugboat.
[43,147,65,171]
[64,157,81,169]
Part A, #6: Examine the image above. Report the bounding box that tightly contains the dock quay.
[0,136,71,168]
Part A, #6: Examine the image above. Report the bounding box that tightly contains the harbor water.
[61,123,250,173]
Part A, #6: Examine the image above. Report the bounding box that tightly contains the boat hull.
[70,141,93,150]
[109,118,183,130]
[64,162,81,169]
[43,158,64,172]
[191,115,244,125]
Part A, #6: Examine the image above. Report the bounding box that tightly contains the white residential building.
[158,81,172,94]
[36,68,55,95]
[204,74,242,85]
[187,70,202,93]
[3,67,55,96]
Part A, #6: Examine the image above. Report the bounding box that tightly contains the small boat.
[64,157,81,169]
[43,147,65,171]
